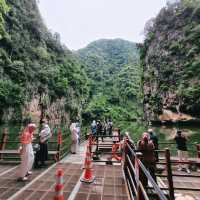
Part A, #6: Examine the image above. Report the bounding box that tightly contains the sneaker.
[186,169,191,174]
[26,171,32,176]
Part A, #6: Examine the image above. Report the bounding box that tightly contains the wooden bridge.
[0,128,200,200]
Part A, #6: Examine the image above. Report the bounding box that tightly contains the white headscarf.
[40,124,51,139]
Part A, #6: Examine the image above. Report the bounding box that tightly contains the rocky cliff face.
[0,0,89,124]
[141,0,200,122]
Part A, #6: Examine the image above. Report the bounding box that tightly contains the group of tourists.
[17,117,190,182]
[90,119,113,140]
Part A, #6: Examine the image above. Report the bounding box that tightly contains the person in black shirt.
[148,128,159,162]
[96,120,102,141]
[174,130,190,173]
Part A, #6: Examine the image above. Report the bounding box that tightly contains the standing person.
[70,122,79,154]
[174,130,190,173]
[107,119,113,136]
[103,120,107,136]
[17,123,36,181]
[91,120,97,137]
[76,120,81,144]
[148,128,159,162]
[35,121,51,168]
[137,133,157,187]
[112,128,120,143]
[97,120,102,141]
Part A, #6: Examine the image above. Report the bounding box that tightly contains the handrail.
[126,141,168,200]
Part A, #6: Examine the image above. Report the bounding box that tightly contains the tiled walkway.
[0,164,46,200]
[6,141,129,200]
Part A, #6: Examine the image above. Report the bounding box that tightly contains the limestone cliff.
[141,0,200,122]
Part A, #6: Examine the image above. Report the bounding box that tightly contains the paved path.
[6,141,128,200]
[0,164,47,200]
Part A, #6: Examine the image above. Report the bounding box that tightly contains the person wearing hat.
[148,128,159,162]
[17,123,36,181]
[70,122,79,154]
[137,132,157,187]
[174,130,190,173]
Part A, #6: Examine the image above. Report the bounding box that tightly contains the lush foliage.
[0,0,9,39]
[0,0,89,123]
[77,39,142,125]
[142,0,200,120]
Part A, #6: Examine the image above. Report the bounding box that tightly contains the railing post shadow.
[0,128,8,160]
[165,148,175,200]
[136,152,145,200]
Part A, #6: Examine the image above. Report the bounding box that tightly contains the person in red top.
[137,132,157,187]
[17,123,36,181]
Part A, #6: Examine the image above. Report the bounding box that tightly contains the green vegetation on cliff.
[0,0,9,39]
[77,39,142,125]
[0,0,89,123]
[142,0,200,121]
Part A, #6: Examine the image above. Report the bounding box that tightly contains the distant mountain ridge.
[77,39,142,123]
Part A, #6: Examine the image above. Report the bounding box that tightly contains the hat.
[148,128,153,133]
[28,123,36,128]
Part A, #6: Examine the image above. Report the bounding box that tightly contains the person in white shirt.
[35,121,51,168]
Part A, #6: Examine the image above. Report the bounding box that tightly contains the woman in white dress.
[70,122,79,154]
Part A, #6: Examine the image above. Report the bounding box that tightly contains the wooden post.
[55,129,62,161]
[195,144,200,158]
[165,148,175,200]
[0,128,8,160]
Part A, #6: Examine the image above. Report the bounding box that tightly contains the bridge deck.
[2,141,128,200]
[0,164,47,200]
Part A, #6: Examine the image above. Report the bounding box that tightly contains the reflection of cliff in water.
[152,124,200,144]
[149,109,200,126]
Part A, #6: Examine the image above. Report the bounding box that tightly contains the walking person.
[35,121,51,168]
[174,130,190,173]
[17,123,36,181]
[148,128,159,162]
[103,120,107,135]
[107,119,113,136]
[91,120,97,139]
[70,122,79,154]
[76,120,81,144]
[137,133,157,187]
[97,120,102,141]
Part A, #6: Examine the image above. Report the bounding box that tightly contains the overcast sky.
[38,0,167,50]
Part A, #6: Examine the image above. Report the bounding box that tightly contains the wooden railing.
[123,134,168,200]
